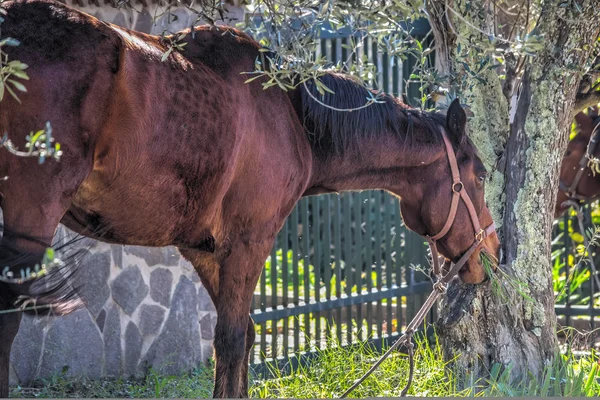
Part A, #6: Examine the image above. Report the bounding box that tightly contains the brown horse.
[556,107,600,217]
[0,0,500,397]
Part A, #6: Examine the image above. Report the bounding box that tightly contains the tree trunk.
[427,0,600,384]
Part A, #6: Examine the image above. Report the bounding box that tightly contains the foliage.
[263,248,376,299]
[0,5,61,165]
[0,122,62,164]
[263,249,316,297]
[143,0,439,107]
[240,0,424,98]
[0,6,28,103]
[482,251,534,305]
[481,352,599,397]
[552,204,600,307]
[142,0,600,113]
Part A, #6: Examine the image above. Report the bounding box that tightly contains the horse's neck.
[306,134,444,196]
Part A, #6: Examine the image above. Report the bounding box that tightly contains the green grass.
[11,334,600,398]
[251,334,600,398]
[10,366,214,398]
[251,334,466,398]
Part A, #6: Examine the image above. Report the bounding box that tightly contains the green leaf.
[5,84,20,103]
[7,60,28,69]
[244,75,264,84]
[45,247,55,262]
[571,232,584,243]
[584,362,598,395]
[9,69,29,80]
[320,82,335,94]
[161,47,173,62]
[0,37,20,47]
[8,79,26,92]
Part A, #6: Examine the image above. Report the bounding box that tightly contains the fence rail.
[250,191,433,365]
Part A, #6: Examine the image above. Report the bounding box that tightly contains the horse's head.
[398,99,501,284]
[555,108,600,218]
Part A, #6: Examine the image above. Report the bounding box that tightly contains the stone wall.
[7,1,249,384]
[9,230,218,385]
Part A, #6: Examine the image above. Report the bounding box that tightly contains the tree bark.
[427,0,600,384]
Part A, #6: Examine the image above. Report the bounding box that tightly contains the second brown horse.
[556,107,600,217]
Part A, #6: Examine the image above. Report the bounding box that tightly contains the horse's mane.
[299,72,450,156]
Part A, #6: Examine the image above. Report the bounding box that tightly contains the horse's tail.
[3,279,83,317]
[0,227,87,317]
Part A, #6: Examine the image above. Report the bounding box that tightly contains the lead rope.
[338,234,487,398]
[338,278,445,398]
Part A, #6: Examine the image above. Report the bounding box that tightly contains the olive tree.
[425,0,599,381]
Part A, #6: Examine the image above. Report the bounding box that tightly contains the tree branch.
[573,86,600,117]
[426,0,456,78]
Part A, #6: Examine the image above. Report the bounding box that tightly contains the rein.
[339,129,495,398]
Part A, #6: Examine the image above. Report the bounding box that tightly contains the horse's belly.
[65,173,214,247]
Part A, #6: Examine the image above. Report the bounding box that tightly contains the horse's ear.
[575,111,594,137]
[446,98,467,142]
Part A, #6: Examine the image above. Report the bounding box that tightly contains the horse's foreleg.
[0,296,22,397]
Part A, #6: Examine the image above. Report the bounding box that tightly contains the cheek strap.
[425,128,495,282]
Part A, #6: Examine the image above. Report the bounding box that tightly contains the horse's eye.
[565,150,572,157]
[478,175,486,183]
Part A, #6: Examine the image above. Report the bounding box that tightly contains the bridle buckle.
[433,280,447,294]
[475,229,485,243]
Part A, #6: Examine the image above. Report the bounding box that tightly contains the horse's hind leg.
[181,238,271,398]
[0,295,22,397]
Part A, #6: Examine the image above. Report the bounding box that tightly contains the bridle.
[340,127,497,398]
[559,118,600,204]
[425,128,496,286]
